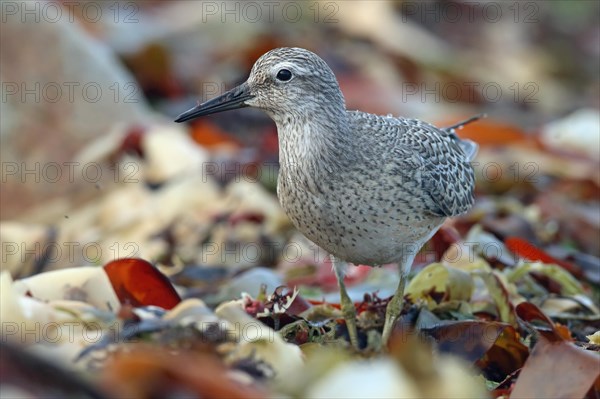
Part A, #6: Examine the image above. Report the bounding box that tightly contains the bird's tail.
[444,114,485,161]
[444,113,486,132]
[457,138,479,161]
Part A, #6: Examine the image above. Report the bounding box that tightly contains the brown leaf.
[429,225,462,260]
[510,336,600,399]
[100,345,265,399]
[477,325,529,381]
[515,302,564,342]
[111,124,146,162]
[421,320,528,378]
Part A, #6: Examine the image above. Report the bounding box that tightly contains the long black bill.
[174,82,254,123]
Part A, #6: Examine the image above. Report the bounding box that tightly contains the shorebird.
[175,47,479,349]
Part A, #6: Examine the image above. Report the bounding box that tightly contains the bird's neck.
[275,110,352,177]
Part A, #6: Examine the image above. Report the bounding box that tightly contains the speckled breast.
[276,167,444,266]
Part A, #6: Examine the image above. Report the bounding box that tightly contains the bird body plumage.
[276,107,476,269]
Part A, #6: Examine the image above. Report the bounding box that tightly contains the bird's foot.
[381,286,405,347]
[339,292,360,350]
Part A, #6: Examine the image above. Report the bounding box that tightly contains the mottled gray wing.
[398,120,477,217]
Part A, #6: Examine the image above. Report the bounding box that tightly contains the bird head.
[174,47,345,125]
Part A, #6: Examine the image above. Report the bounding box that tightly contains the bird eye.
[276,69,293,82]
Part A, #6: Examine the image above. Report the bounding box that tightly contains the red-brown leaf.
[189,120,241,148]
[515,302,563,342]
[104,258,181,310]
[505,236,582,278]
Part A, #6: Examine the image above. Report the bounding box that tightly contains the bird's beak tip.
[173,109,197,123]
[173,115,186,123]
[173,83,253,123]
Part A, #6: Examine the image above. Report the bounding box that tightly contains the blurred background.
[2,0,598,269]
[1,1,599,397]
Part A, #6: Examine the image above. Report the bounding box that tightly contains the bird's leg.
[382,249,417,346]
[331,255,359,349]
[381,270,407,346]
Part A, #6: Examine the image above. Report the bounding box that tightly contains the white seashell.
[14,267,120,312]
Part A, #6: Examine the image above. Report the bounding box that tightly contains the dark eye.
[276,69,293,82]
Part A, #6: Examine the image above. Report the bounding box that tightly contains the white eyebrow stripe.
[270,62,295,75]
[271,62,312,77]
